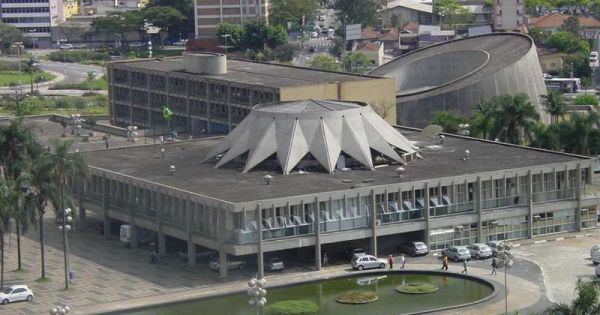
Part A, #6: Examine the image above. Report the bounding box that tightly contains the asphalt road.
[38,59,105,83]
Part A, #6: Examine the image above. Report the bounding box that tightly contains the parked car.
[309,46,316,53]
[209,259,245,271]
[0,285,33,304]
[467,243,493,259]
[351,255,387,270]
[173,39,188,46]
[486,241,504,257]
[345,248,367,261]
[596,264,600,277]
[310,31,318,38]
[442,246,471,262]
[591,245,600,264]
[73,43,87,49]
[319,15,326,21]
[128,42,145,48]
[398,241,429,257]
[266,257,284,272]
[59,43,73,50]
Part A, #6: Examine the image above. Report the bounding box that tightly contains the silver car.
[468,243,493,259]
[351,255,387,271]
[442,246,471,262]
[486,240,504,257]
[266,258,284,272]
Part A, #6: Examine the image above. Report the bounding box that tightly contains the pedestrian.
[150,249,159,264]
[400,254,406,270]
[105,138,109,149]
[441,255,449,271]
[491,257,498,275]
[461,259,468,274]
[388,255,394,269]
[68,270,75,283]
[322,252,329,266]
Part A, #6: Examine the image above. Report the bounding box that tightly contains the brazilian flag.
[162,106,173,120]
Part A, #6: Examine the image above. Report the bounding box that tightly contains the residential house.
[356,41,384,66]
[361,26,401,52]
[380,0,436,27]
[528,13,600,38]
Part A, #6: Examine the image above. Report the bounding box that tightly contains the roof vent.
[183,53,227,75]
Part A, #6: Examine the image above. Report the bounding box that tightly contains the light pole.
[57,207,73,290]
[497,242,515,315]
[11,42,24,73]
[49,301,71,315]
[29,57,39,94]
[28,29,37,49]
[247,277,267,315]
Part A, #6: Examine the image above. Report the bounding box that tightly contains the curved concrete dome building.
[369,33,549,127]
[204,99,417,174]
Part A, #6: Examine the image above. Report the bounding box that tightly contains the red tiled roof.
[361,27,400,41]
[357,41,382,52]
[362,26,380,39]
[379,28,400,41]
[402,22,419,33]
[530,13,600,29]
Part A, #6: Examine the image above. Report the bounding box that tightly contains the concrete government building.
[72,99,599,277]
[107,53,396,135]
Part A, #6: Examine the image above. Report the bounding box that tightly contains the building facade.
[194,0,268,40]
[0,0,64,47]
[492,0,525,32]
[71,103,599,277]
[107,53,396,135]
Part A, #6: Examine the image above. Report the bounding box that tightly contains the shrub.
[335,291,379,304]
[396,282,439,294]
[264,300,319,315]
[574,94,598,105]
[48,51,110,63]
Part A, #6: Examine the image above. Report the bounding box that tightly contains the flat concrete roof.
[82,127,587,204]
[111,58,379,89]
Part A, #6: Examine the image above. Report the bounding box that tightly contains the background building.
[528,13,600,38]
[380,0,435,27]
[0,0,63,47]
[107,53,396,135]
[369,33,548,127]
[492,0,525,32]
[194,0,269,40]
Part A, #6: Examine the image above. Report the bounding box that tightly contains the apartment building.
[492,0,525,32]
[195,0,269,40]
[0,0,64,47]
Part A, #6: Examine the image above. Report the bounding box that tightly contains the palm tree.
[557,112,600,156]
[48,139,88,289]
[23,153,57,280]
[489,94,540,145]
[0,119,41,271]
[541,90,567,124]
[470,98,498,140]
[0,177,12,290]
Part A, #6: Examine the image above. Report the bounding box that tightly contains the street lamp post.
[11,42,24,73]
[57,207,73,290]
[247,277,267,315]
[497,242,515,315]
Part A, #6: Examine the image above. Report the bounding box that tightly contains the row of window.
[2,17,50,23]
[2,0,49,3]
[2,7,49,13]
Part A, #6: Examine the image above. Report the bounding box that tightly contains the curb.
[514,233,594,247]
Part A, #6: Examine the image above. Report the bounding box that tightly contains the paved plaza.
[2,209,585,314]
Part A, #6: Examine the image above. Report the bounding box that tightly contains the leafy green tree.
[470,98,498,139]
[243,20,287,50]
[217,23,245,50]
[548,31,590,54]
[489,94,539,145]
[430,111,467,133]
[143,6,187,35]
[541,90,567,123]
[390,14,401,28]
[146,0,194,39]
[563,53,592,78]
[531,123,562,151]
[343,52,372,73]
[310,54,343,71]
[433,0,475,29]
[90,16,121,45]
[270,0,319,28]
[335,0,381,27]
[274,43,296,62]
[561,16,583,35]
[528,27,550,46]
[0,22,24,49]
[0,178,11,290]
[547,280,600,314]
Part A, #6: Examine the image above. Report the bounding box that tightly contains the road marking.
[555,237,564,241]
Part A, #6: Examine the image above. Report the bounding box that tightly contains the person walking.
[491,257,498,275]
[400,254,406,270]
[461,259,468,274]
[388,255,394,269]
[441,255,449,271]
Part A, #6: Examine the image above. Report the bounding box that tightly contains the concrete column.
[476,177,483,242]
[515,173,520,195]
[424,183,430,246]
[187,241,196,268]
[257,203,264,278]
[130,224,139,249]
[314,196,321,271]
[370,190,377,256]
[186,197,195,267]
[527,171,534,239]
[78,180,86,232]
[219,247,228,278]
[103,176,111,240]
[158,232,166,257]
[576,164,582,232]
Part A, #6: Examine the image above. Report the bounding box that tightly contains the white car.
[351,254,387,270]
[591,245,600,264]
[468,243,493,259]
[59,44,73,50]
[173,40,188,46]
[0,285,34,304]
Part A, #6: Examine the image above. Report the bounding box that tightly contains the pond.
[121,272,495,315]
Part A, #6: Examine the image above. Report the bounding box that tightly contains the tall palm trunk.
[39,208,45,279]
[1,227,4,290]
[16,223,21,270]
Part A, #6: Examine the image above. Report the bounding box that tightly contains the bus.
[544,77,581,93]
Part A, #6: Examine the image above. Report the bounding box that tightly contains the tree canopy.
[433,0,475,28]
[343,52,372,73]
[270,0,319,29]
[310,54,343,71]
[0,22,24,49]
[335,0,381,27]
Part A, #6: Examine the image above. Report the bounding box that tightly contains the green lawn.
[49,78,108,90]
[0,71,56,87]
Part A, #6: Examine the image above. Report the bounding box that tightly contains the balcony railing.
[430,201,475,217]
[482,194,528,210]
[532,188,575,203]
